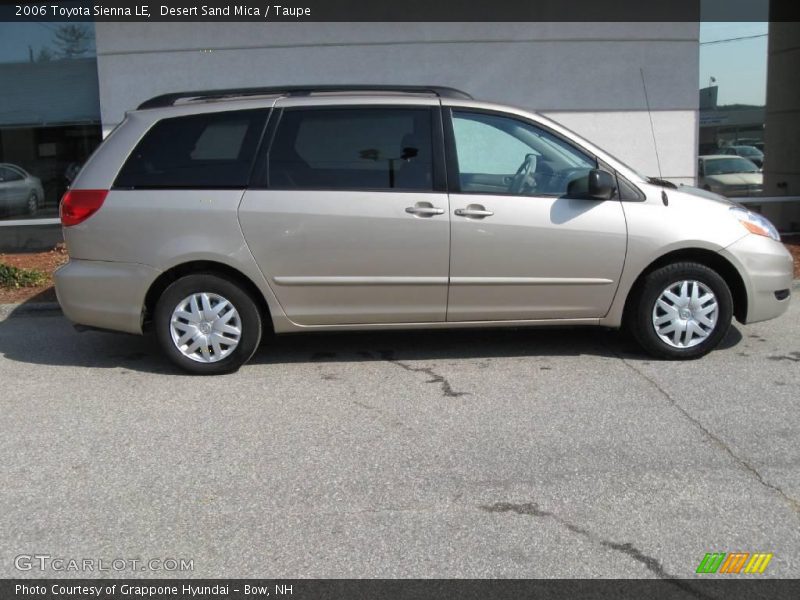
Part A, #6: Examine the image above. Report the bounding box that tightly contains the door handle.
[405,205,445,217]
[455,205,494,218]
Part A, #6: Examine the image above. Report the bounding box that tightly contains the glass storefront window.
[698,21,769,197]
[0,22,102,221]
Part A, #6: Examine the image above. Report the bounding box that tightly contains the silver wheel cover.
[652,280,718,349]
[170,292,242,363]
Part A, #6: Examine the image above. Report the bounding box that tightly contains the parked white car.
[698,155,762,198]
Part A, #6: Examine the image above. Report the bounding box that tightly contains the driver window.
[451,111,596,197]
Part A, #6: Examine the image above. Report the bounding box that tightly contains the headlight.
[729,207,781,241]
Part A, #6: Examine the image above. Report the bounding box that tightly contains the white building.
[96,22,700,186]
[1,21,702,248]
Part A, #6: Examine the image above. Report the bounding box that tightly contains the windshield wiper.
[646,176,677,189]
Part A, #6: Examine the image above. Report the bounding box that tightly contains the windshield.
[704,157,759,175]
[735,146,762,157]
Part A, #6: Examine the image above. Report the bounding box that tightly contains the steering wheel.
[509,154,537,195]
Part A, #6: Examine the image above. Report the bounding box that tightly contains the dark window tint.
[267,108,433,191]
[0,166,24,182]
[617,174,644,201]
[736,146,762,157]
[115,109,267,188]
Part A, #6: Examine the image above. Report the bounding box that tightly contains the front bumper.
[54,259,161,334]
[720,235,794,324]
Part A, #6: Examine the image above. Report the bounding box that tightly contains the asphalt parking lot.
[0,295,798,579]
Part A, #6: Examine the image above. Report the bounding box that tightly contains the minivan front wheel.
[629,262,733,359]
[155,274,262,374]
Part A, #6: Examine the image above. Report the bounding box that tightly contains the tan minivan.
[54,86,793,374]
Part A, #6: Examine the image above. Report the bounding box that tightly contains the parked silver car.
[0,163,44,217]
[54,86,792,374]
[719,145,764,169]
[698,155,763,197]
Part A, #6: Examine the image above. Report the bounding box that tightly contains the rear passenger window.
[267,108,433,191]
[114,109,267,189]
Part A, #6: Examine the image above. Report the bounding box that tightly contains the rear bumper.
[720,235,793,324]
[54,259,160,334]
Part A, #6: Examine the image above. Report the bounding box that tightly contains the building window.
[0,23,102,221]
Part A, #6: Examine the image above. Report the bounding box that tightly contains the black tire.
[628,262,733,360]
[154,273,262,375]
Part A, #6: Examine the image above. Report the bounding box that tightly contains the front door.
[239,104,450,326]
[445,109,627,322]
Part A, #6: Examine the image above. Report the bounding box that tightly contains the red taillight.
[60,189,108,227]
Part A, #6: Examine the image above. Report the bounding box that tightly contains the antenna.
[640,68,669,205]
[640,68,663,180]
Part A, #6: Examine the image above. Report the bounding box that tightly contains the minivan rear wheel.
[629,262,733,360]
[155,274,262,374]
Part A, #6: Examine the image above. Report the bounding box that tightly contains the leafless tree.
[53,25,93,59]
[36,47,55,62]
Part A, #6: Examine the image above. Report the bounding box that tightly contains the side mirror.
[588,169,616,200]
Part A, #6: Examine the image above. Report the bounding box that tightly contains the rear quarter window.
[114,109,268,189]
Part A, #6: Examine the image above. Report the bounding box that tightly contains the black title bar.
[3,579,800,600]
[2,0,799,22]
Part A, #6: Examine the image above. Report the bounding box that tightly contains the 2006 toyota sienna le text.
[54,86,793,374]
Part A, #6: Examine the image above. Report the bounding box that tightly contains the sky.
[0,22,96,62]
[699,22,769,106]
[0,21,770,107]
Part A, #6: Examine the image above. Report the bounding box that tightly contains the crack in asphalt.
[767,351,800,363]
[363,350,470,398]
[481,502,716,598]
[618,355,800,515]
[481,502,670,578]
[352,400,376,410]
[351,397,415,433]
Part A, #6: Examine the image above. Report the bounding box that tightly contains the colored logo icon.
[696,552,773,574]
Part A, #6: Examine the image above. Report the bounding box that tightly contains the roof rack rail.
[137,85,472,110]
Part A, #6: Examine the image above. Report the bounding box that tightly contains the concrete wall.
[94,22,700,184]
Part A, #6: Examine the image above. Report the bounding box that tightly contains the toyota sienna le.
[54,86,792,374]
